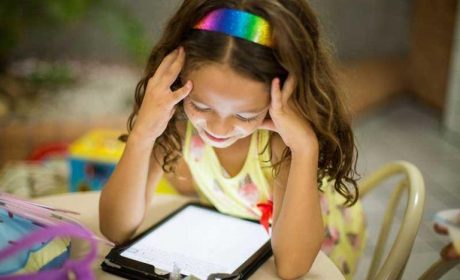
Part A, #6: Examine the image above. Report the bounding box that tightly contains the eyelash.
[189,102,259,123]
[190,102,210,112]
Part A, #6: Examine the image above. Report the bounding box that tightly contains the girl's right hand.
[131,47,192,144]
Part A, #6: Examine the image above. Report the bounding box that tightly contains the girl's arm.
[260,76,324,279]
[99,47,192,244]
[270,135,324,280]
[99,133,164,244]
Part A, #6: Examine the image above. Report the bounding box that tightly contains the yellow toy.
[69,129,175,194]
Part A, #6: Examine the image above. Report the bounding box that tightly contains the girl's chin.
[206,140,234,148]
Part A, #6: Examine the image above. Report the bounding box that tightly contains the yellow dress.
[178,121,367,278]
[318,177,367,278]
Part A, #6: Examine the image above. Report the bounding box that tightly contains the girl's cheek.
[237,122,261,136]
[184,105,208,130]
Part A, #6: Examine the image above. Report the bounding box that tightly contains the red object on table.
[257,200,273,233]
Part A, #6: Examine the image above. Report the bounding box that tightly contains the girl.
[99,0,366,279]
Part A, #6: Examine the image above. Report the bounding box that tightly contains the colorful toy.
[69,130,125,192]
[68,129,177,194]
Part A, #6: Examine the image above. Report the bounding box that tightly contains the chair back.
[360,161,425,280]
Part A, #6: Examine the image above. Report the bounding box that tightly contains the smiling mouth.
[204,131,231,142]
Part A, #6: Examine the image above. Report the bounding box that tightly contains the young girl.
[99,0,366,278]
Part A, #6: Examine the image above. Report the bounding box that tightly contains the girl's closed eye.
[190,101,210,112]
[236,114,260,123]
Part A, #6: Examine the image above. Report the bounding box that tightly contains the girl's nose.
[206,116,233,137]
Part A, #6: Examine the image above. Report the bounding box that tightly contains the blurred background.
[0,0,459,279]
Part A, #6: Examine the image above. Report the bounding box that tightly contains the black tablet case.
[101,202,273,280]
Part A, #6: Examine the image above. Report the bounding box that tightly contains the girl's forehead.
[185,64,270,110]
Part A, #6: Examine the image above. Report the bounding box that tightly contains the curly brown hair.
[123,0,360,206]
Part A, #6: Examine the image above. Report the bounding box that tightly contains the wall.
[444,1,460,143]
[408,0,458,110]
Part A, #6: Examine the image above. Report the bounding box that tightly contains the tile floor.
[353,96,460,279]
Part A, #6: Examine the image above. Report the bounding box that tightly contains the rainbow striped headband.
[194,8,273,47]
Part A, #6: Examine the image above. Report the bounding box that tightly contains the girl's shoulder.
[266,132,291,189]
[268,132,287,163]
[163,120,196,195]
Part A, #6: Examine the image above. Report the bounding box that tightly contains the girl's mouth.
[204,131,231,142]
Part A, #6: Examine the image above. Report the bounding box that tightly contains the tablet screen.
[119,205,270,279]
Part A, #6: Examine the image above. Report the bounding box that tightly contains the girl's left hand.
[259,75,318,155]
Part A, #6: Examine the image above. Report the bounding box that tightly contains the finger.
[441,243,460,260]
[281,74,296,104]
[434,223,449,235]
[161,47,186,88]
[153,48,180,80]
[145,49,180,93]
[171,80,193,105]
[259,118,277,132]
[270,78,283,111]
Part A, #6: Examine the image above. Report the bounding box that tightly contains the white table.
[34,191,344,279]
